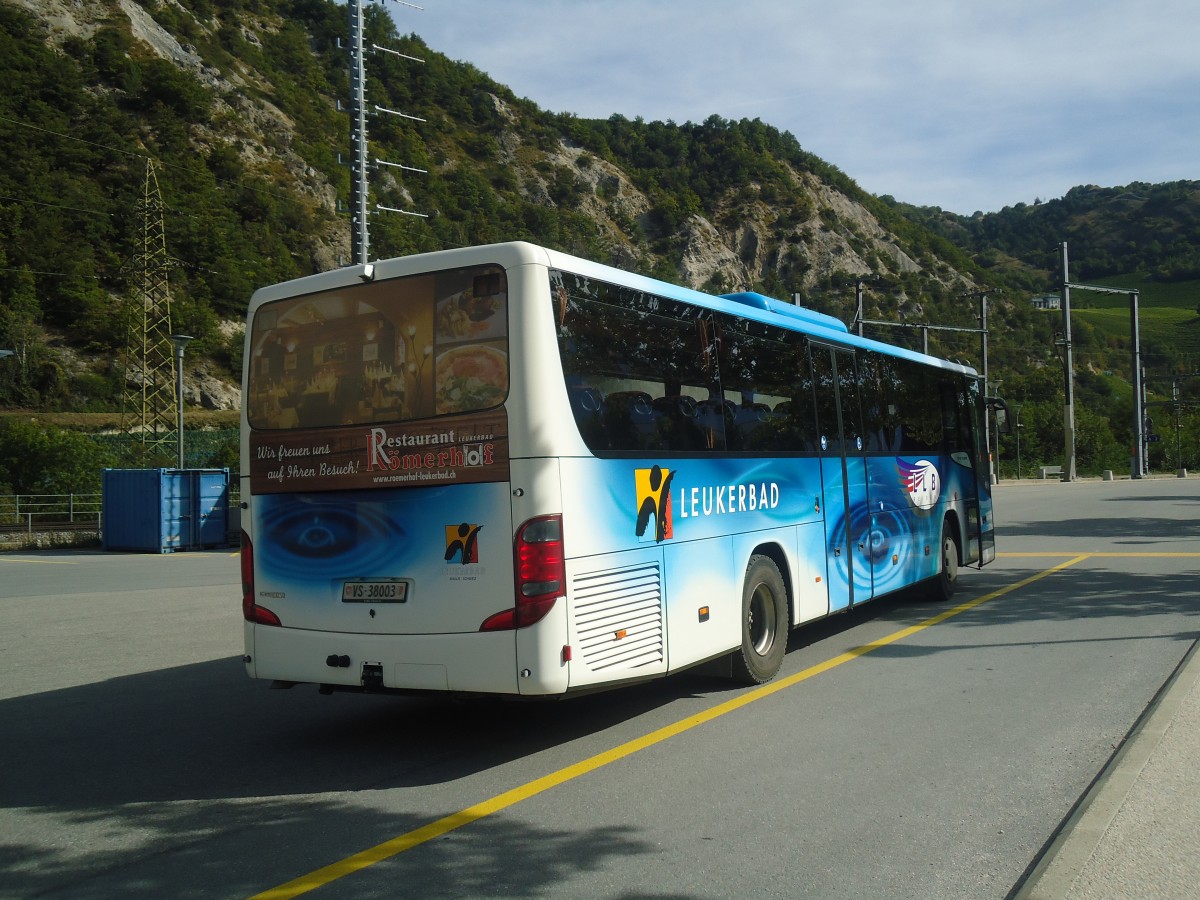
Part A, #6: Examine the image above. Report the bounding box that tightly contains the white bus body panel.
[248,622,520,694]
[792,520,833,625]
[563,545,671,690]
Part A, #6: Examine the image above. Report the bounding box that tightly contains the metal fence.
[0,486,242,535]
[0,493,103,533]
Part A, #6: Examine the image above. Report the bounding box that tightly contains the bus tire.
[930,520,959,602]
[732,555,788,685]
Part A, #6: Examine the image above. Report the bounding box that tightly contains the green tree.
[0,420,119,494]
[0,264,43,406]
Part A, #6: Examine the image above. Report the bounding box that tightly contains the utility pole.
[1061,274,1143,479]
[1059,242,1077,481]
[1130,290,1144,477]
[1173,377,1182,472]
[346,0,429,267]
[977,291,991,482]
[348,0,371,265]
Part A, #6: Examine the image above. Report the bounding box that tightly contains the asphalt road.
[1,476,1197,899]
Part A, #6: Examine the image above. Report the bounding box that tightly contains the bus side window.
[859,351,886,452]
[568,386,607,448]
[653,393,706,451]
[695,394,735,451]
[895,360,941,453]
[870,354,904,452]
[939,379,965,452]
[713,313,816,453]
[604,391,662,452]
[733,397,771,448]
[555,270,826,456]
[809,345,841,450]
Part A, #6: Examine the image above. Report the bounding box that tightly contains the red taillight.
[479,514,564,631]
[240,531,281,627]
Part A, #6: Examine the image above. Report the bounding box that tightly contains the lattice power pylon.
[121,158,177,456]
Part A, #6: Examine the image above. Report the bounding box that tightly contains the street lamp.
[1015,407,1023,480]
[1174,377,1183,473]
[169,335,194,469]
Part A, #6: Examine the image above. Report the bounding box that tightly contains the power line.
[0,266,103,280]
[0,194,112,217]
[0,113,145,160]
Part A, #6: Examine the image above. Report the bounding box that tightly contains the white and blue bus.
[241,241,998,696]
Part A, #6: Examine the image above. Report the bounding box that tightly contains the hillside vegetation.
[0,0,1197,494]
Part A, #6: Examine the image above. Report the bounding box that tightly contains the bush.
[0,419,120,494]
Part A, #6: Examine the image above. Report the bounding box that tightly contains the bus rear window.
[247,265,508,430]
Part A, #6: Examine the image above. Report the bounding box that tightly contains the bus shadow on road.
[997,493,1200,542]
[0,795,683,899]
[5,634,808,809]
[0,582,966,814]
[0,657,739,897]
[861,568,1200,663]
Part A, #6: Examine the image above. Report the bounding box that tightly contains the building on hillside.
[1030,294,1061,310]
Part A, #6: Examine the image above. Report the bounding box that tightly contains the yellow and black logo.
[634,465,675,543]
[444,523,482,564]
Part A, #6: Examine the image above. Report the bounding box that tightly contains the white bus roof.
[248,241,979,378]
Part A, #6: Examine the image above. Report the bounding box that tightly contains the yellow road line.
[1079,552,1200,558]
[0,557,79,565]
[999,551,1200,558]
[249,555,1091,900]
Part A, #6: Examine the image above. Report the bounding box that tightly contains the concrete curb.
[1013,637,1200,898]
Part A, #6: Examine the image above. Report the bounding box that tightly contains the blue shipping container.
[102,468,230,553]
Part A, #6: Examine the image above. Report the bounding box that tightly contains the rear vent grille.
[573,561,664,672]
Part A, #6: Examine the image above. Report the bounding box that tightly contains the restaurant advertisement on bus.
[246,264,511,494]
[249,410,509,493]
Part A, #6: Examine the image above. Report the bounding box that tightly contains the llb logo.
[898,459,940,510]
[634,465,675,543]
[444,523,482,564]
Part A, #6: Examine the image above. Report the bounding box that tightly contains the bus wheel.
[931,521,959,602]
[732,555,788,685]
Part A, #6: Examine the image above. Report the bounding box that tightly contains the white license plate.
[342,580,408,602]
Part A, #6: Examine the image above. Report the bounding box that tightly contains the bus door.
[811,345,872,612]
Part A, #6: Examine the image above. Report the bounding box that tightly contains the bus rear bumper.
[246,624,523,695]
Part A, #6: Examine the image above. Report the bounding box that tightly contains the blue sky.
[396,0,1199,215]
